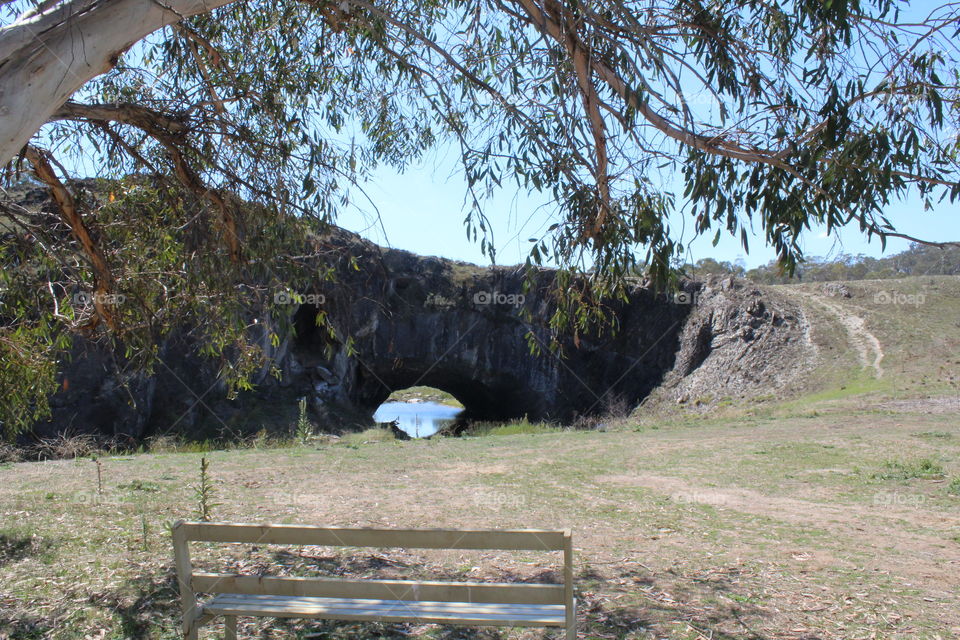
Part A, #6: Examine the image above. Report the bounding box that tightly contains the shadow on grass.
[0,530,53,568]
[88,569,182,640]
[0,606,54,640]
[0,529,57,639]
[573,564,772,640]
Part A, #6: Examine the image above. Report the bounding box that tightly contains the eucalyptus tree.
[1,0,958,436]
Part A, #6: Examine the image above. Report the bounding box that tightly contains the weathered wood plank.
[563,530,576,639]
[202,594,567,627]
[223,615,236,640]
[178,522,566,550]
[208,594,566,614]
[171,521,202,640]
[191,573,565,605]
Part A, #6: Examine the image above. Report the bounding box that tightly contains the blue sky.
[335,141,960,269]
[335,2,960,270]
[32,1,957,271]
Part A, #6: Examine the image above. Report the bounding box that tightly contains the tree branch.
[23,145,119,331]
[49,100,243,262]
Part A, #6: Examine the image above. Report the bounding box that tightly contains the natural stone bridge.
[284,229,690,424]
[38,225,807,439]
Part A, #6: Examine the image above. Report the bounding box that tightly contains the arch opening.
[354,363,539,426]
[373,386,465,438]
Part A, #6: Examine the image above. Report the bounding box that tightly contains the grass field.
[2,404,959,639]
[2,276,959,639]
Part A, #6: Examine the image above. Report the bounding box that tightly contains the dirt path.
[791,289,885,378]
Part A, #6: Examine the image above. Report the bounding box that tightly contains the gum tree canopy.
[1,0,958,436]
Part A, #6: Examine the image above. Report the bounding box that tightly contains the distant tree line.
[684,243,960,284]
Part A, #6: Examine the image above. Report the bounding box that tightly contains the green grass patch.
[785,373,888,407]
[912,431,954,440]
[386,386,463,408]
[872,458,945,481]
[463,417,559,436]
[947,477,960,496]
[338,428,396,447]
[117,479,162,492]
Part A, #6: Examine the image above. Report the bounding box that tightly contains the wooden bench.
[172,521,576,639]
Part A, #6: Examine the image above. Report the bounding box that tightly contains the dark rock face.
[37,340,155,442]
[284,232,690,423]
[25,226,808,439]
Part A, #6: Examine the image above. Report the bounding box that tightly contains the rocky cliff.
[10,195,810,440]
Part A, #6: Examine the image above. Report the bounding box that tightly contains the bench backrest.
[172,521,573,612]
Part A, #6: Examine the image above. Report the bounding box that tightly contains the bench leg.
[224,615,237,640]
[566,598,577,640]
[183,618,198,640]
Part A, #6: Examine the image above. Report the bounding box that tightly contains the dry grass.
[1,403,959,640]
[2,276,959,638]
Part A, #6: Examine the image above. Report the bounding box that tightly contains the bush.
[0,441,21,463]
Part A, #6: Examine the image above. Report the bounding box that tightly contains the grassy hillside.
[777,276,960,400]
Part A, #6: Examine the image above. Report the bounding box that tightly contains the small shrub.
[36,434,101,460]
[0,441,22,463]
[146,435,182,453]
[192,457,220,521]
[294,397,314,444]
[251,429,271,449]
[464,417,558,437]
[140,515,151,552]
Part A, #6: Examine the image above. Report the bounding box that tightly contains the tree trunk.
[0,0,237,163]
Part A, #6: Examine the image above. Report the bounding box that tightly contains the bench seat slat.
[179,522,566,550]
[210,594,564,612]
[191,573,565,605]
[203,594,566,627]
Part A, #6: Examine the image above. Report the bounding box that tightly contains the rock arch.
[284,230,691,424]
